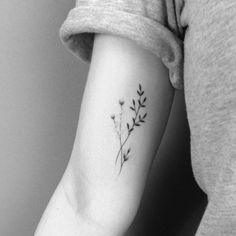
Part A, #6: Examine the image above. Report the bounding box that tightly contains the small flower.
[110,114,115,120]
[119,99,125,106]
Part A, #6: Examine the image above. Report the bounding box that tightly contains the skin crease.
[34,33,175,236]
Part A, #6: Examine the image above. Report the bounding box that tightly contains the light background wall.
[0,1,207,235]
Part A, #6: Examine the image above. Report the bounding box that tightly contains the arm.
[35,33,175,236]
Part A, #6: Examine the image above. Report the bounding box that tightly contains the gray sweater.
[60,0,236,235]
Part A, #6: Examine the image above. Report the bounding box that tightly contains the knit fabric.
[59,0,236,235]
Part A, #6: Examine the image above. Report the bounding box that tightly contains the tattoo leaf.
[139,84,142,91]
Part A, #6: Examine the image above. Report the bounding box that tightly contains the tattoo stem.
[119,159,125,175]
[115,95,141,165]
[119,105,123,169]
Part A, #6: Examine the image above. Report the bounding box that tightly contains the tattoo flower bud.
[119,99,125,106]
[110,114,115,120]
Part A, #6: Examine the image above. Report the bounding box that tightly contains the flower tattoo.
[110,83,147,175]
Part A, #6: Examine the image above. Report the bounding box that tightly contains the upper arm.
[64,33,175,232]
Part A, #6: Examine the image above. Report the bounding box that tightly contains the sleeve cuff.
[59,6,184,90]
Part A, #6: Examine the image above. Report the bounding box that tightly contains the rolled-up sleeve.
[59,0,185,90]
